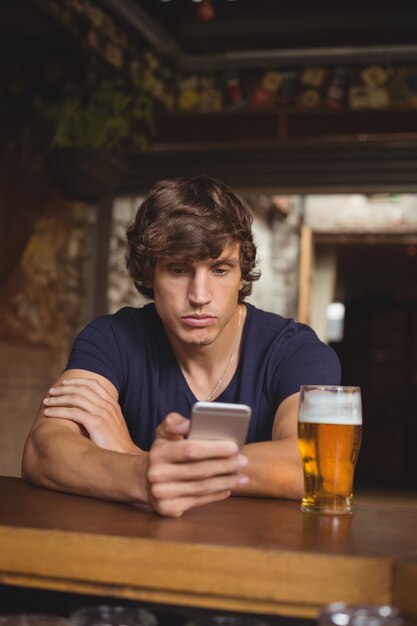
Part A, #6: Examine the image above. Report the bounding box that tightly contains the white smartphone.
[188,401,251,449]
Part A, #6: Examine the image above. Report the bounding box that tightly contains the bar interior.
[1,1,417,626]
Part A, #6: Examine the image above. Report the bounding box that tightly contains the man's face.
[152,242,243,348]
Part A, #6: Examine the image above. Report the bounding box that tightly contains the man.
[22,176,340,517]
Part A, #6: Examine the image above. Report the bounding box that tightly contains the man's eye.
[170,267,188,275]
[213,267,228,275]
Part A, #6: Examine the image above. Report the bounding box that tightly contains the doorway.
[299,225,417,489]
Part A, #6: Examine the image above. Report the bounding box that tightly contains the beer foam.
[299,393,362,425]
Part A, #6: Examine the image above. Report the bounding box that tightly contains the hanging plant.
[35,75,153,154]
[33,60,163,202]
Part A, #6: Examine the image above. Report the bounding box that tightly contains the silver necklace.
[205,306,242,402]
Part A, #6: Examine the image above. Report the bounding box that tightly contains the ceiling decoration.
[3,0,417,123]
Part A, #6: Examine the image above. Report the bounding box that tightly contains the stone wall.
[107,197,148,314]
[247,196,302,318]
[0,194,97,352]
[0,193,98,476]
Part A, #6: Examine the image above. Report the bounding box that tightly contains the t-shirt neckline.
[157,303,252,403]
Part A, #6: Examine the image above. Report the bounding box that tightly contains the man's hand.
[41,377,249,516]
[147,413,249,517]
[42,378,140,454]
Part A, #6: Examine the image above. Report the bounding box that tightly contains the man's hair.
[126,175,260,301]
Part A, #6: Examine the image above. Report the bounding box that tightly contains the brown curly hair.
[126,176,260,301]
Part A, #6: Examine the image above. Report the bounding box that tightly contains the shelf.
[154,109,417,146]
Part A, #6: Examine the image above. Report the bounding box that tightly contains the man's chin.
[183,329,216,347]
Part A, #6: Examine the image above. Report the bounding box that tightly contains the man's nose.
[188,271,212,305]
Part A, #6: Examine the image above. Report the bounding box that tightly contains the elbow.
[292,462,305,500]
[280,476,304,501]
[21,433,42,486]
[282,461,304,501]
[21,422,55,489]
[292,480,304,501]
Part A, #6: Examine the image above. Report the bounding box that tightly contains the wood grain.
[394,555,417,619]
[1,477,416,618]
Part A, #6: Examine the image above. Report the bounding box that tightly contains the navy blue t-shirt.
[66,303,341,450]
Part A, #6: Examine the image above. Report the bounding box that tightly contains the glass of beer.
[319,603,403,626]
[298,385,362,515]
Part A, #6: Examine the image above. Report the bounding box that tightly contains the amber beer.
[298,385,362,514]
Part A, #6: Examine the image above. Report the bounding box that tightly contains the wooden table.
[1,477,416,619]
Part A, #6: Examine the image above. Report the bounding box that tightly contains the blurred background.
[0,0,416,497]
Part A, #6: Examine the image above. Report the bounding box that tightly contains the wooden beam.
[297,224,313,324]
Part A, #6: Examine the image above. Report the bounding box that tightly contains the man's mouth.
[181,314,216,327]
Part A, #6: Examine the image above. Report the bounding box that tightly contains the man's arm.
[22,370,246,515]
[21,369,150,504]
[233,392,304,500]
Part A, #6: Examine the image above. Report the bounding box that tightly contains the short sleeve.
[271,326,341,406]
[65,316,126,392]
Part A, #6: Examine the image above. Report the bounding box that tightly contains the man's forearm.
[22,421,150,505]
[233,438,303,500]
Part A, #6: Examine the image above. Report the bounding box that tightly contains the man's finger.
[152,438,239,463]
[48,384,114,411]
[61,378,117,405]
[43,406,96,428]
[43,394,104,417]
[150,473,248,500]
[156,413,190,440]
[154,490,232,518]
[148,454,248,483]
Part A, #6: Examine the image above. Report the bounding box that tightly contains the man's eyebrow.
[161,257,188,264]
[211,255,239,265]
